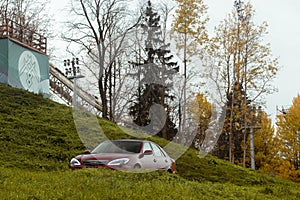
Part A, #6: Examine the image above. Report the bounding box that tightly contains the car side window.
[157,145,167,157]
[143,142,152,153]
[151,143,164,157]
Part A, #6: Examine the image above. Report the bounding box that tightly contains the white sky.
[48,0,300,123]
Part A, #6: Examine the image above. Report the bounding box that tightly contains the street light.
[64,58,84,107]
[64,58,84,80]
[276,105,289,115]
[234,0,247,23]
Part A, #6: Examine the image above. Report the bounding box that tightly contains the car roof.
[110,139,150,143]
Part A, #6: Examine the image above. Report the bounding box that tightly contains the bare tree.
[62,0,140,120]
[0,0,51,37]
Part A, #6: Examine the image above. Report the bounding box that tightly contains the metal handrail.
[0,17,47,54]
[49,64,103,113]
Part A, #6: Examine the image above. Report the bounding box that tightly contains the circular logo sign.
[18,51,40,93]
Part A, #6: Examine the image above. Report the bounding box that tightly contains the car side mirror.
[83,150,91,154]
[143,150,153,155]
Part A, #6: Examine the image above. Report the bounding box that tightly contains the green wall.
[0,39,8,84]
[0,38,49,97]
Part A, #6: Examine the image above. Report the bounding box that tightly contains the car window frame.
[142,142,153,153]
[150,142,165,157]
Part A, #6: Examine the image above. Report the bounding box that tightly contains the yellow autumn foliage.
[275,94,300,181]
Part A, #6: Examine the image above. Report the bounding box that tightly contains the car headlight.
[70,158,81,166]
[107,158,129,166]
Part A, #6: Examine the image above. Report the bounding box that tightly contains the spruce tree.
[129,0,178,140]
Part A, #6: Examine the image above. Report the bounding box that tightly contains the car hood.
[76,153,134,162]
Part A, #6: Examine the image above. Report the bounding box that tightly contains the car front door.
[139,142,157,169]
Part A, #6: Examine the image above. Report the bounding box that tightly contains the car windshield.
[91,140,142,154]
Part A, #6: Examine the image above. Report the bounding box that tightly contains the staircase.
[49,63,102,116]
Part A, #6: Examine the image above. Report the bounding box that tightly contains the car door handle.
[165,159,168,163]
[153,159,157,162]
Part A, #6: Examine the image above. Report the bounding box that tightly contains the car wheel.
[134,164,141,169]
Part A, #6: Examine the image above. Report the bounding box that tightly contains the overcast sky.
[206,0,300,123]
[49,0,300,123]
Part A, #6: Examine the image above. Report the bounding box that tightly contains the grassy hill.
[0,83,300,199]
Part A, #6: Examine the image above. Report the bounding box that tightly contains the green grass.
[1,83,300,199]
[1,168,299,200]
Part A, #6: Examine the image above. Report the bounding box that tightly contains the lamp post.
[235,0,252,168]
[64,58,84,107]
[247,105,262,170]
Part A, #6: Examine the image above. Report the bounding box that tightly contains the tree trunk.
[99,77,108,119]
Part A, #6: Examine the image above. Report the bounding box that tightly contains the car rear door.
[150,142,170,170]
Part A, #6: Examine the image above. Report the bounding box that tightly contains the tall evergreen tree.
[129,0,178,140]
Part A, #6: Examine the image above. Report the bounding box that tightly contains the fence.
[0,17,47,54]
